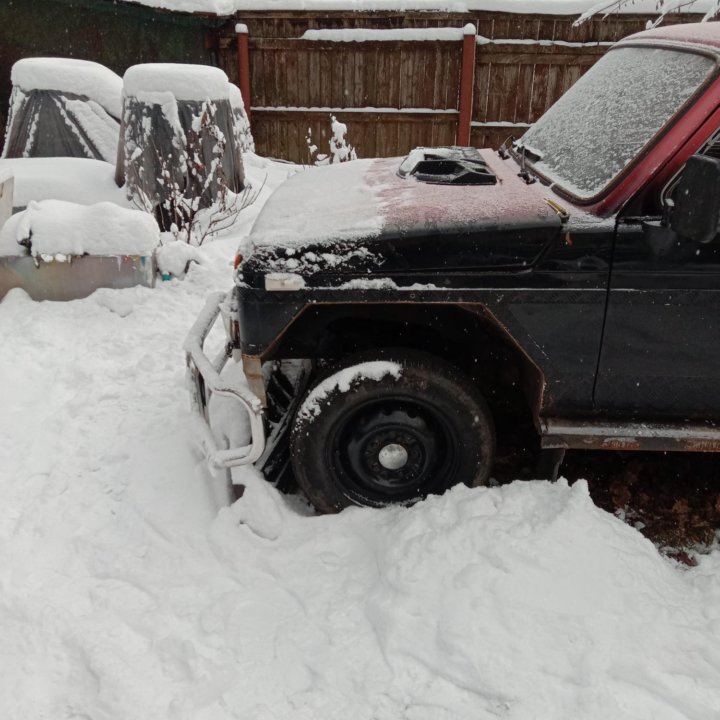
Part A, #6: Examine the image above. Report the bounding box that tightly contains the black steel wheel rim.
[326,395,460,505]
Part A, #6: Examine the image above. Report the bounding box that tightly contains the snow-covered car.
[186,22,720,513]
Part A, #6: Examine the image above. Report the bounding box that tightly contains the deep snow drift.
[1,155,720,720]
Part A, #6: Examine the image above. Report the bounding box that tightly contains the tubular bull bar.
[184,291,266,467]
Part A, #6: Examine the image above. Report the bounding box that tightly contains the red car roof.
[620,21,720,51]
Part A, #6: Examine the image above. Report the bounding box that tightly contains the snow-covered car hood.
[246,150,559,252]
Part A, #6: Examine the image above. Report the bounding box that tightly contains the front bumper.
[184,291,266,467]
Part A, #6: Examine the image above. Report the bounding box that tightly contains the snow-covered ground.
[1,154,720,720]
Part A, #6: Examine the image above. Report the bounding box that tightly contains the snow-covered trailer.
[0,200,159,302]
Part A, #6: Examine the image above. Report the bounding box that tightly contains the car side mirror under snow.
[671,154,720,244]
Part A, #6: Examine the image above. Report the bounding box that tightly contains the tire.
[290,351,496,513]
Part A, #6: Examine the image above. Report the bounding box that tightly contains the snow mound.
[0,200,159,257]
[12,57,123,119]
[0,158,129,209]
[123,64,230,102]
[156,235,202,277]
[202,477,720,719]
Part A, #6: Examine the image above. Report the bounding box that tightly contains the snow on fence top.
[300,27,622,43]
[123,64,230,102]
[0,200,160,258]
[120,0,713,16]
[301,27,467,41]
[11,58,123,119]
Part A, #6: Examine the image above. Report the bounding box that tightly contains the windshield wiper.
[511,141,542,184]
[513,141,544,163]
[498,135,512,160]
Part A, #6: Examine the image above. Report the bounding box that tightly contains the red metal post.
[457,23,476,147]
[236,23,252,124]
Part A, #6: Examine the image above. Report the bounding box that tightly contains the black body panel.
[237,216,614,416]
[594,221,720,418]
[241,221,561,287]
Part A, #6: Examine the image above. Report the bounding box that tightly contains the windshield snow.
[519,47,715,199]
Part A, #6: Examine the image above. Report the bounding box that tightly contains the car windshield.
[516,46,715,199]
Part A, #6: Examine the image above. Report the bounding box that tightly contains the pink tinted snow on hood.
[247,150,557,251]
[375,149,557,236]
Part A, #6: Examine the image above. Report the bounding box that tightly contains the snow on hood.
[246,150,557,254]
[246,160,383,251]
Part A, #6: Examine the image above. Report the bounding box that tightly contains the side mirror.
[671,154,720,244]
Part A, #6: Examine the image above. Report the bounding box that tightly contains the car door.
[594,217,720,418]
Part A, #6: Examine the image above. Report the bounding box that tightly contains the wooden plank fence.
[216,10,703,162]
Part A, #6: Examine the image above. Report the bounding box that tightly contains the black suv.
[187,23,720,512]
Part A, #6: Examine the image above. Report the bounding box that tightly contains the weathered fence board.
[218,9,703,162]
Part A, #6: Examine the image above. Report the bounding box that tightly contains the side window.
[660,126,720,209]
[622,128,720,219]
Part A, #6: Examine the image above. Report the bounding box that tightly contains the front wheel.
[289,352,496,513]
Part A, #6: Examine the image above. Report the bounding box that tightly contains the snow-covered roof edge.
[118,0,713,18]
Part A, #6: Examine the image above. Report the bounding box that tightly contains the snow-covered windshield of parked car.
[517,47,714,199]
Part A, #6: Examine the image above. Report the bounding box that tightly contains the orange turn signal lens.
[233,253,243,269]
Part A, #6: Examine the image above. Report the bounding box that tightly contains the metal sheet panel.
[0,254,155,301]
[0,175,12,230]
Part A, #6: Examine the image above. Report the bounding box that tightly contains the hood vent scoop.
[398,146,497,186]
